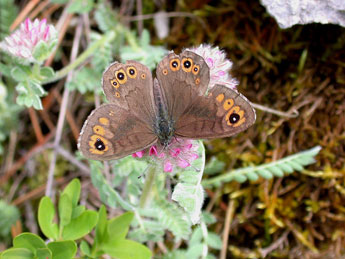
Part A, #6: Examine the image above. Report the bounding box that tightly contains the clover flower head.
[132,138,199,173]
[0,18,57,63]
[187,44,238,89]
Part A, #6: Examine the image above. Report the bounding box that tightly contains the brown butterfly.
[78,51,256,160]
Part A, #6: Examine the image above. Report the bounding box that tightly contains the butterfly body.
[78,50,256,161]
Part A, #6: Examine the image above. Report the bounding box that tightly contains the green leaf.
[107,211,134,241]
[94,205,108,246]
[0,248,33,259]
[94,1,119,32]
[28,80,45,96]
[32,41,50,62]
[0,200,20,237]
[102,239,152,259]
[186,244,204,258]
[47,241,77,259]
[32,94,43,110]
[61,178,81,207]
[40,67,55,79]
[172,183,204,225]
[50,0,68,3]
[62,210,98,240]
[204,157,226,175]
[206,232,222,249]
[189,227,202,247]
[11,67,28,82]
[172,140,205,225]
[67,0,94,14]
[155,199,191,240]
[58,193,73,227]
[233,173,247,182]
[257,169,273,179]
[71,205,85,218]
[13,233,46,253]
[246,171,259,181]
[79,240,91,257]
[202,146,322,187]
[38,197,58,240]
[201,211,217,225]
[36,248,52,259]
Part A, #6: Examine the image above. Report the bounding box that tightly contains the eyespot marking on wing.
[127,66,137,79]
[225,106,246,127]
[89,135,109,154]
[110,79,119,89]
[141,73,146,79]
[195,78,200,85]
[115,92,120,98]
[115,69,127,84]
[192,64,200,75]
[181,57,193,72]
[169,58,180,71]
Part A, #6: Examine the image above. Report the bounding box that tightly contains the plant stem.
[42,30,116,84]
[139,165,156,208]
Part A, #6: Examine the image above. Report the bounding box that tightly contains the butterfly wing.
[156,50,210,122]
[102,60,156,125]
[78,104,157,160]
[175,84,256,139]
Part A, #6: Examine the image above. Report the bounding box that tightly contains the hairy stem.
[42,31,116,84]
[139,165,157,208]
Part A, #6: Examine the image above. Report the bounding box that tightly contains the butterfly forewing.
[102,60,156,125]
[78,104,157,160]
[156,51,210,122]
[175,84,256,139]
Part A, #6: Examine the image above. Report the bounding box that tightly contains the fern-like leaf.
[172,140,205,225]
[202,146,321,188]
[90,32,113,73]
[154,198,191,241]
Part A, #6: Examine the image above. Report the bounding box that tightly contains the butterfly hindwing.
[175,84,256,139]
[78,104,157,160]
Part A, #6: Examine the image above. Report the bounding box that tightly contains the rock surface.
[260,0,345,28]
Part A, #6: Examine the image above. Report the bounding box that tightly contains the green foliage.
[0,0,17,40]
[66,67,102,94]
[0,200,20,240]
[120,30,168,70]
[163,220,221,258]
[90,32,113,74]
[67,0,94,14]
[38,179,97,241]
[94,1,119,33]
[10,64,55,109]
[172,142,205,224]
[0,79,21,154]
[0,233,76,259]
[202,146,322,187]
[1,179,150,259]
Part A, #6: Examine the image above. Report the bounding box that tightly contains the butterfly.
[78,50,256,160]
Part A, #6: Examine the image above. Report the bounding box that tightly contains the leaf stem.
[42,31,116,84]
[139,165,157,208]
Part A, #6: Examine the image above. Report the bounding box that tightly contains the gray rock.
[260,0,345,28]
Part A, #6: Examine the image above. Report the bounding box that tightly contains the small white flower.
[0,18,57,63]
[187,44,238,89]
